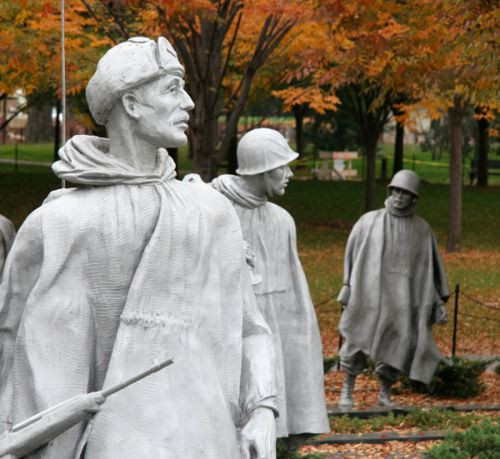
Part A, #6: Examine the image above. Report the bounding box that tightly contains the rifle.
[0,358,173,458]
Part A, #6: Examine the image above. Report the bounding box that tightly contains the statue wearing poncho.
[211,129,329,438]
[0,214,15,278]
[337,170,450,408]
[0,37,277,459]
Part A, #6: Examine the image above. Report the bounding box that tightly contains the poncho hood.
[53,135,176,185]
[212,174,267,209]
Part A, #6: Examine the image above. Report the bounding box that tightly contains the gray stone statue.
[0,214,15,278]
[210,128,329,438]
[0,37,277,458]
[337,170,450,409]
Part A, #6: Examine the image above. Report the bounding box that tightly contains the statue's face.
[389,186,415,210]
[133,73,194,148]
[264,165,293,197]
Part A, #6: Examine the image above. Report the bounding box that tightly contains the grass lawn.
[0,142,193,170]
[0,143,57,163]
[2,141,500,185]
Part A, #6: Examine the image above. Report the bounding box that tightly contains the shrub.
[323,356,339,373]
[424,419,500,458]
[403,356,487,398]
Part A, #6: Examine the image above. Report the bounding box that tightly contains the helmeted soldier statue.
[208,128,329,438]
[337,170,450,409]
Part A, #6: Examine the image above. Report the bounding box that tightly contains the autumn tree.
[275,0,437,211]
[276,0,499,250]
[2,1,307,179]
[0,0,115,155]
[398,0,499,252]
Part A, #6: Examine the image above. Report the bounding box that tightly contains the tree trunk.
[293,104,305,156]
[364,134,378,212]
[187,97,218,179]
[2,95,6,144]
[447,96,464,253]
[191,135,216,182]
[226,119,238,174]
[393,120,404,175]
[25,102,53,143]
[476,113,489,187]
[54,101,61,162]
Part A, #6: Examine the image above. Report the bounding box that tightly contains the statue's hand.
[435,304,448,324]
[240,407,276,459]
[337,285,350,307]
[243,240,256,268]
[81,392,106,413]
[182,173,203,184]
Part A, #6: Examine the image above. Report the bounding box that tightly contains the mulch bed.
[324,371,500,408]
[299,439,443,458]
[298,371,500,457]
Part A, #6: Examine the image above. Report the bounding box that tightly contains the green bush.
[424,419,500,458]
[323,356,339,373]
[403,356,487,398]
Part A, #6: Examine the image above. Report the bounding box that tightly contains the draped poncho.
[338,200,450,384]
[0,136,276,458]
[212,174,329,437]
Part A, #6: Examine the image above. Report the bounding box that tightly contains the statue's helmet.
[388,169,421,197]
[236,128,298,175]
[86,37,184,125]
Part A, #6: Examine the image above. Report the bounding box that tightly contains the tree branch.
[210,11,243,114]
[80,0,121,44]
[0,104,28,133]
[98,0,131,39]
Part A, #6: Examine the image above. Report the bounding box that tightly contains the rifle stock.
[0,358,174,458]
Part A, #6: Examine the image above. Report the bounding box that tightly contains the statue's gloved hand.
[435,304,448,324]
[239,407,276,459]
[243,241,256,268]
[182,173,203,184]
[81,392,106,413]
[337,285,350,306]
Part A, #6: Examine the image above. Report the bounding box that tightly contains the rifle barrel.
[10,357,174,433]
[101,357,174,397]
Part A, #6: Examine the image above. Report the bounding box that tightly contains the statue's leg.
[375,362,400,407]
[339,352,366,409]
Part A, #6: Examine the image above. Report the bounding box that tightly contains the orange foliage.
[0,0,114,98]
[274,0,499,118]
[1,0,497,123]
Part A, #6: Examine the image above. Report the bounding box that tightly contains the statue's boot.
[338,373,356,410]
[378,379,397,408]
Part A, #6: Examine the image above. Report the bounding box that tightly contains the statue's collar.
[212,175,267,209]
[53,135,176,186]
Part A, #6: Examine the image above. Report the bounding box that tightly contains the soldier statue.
[337,170,449,409]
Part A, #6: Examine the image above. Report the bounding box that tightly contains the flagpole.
[60,0,66,188]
